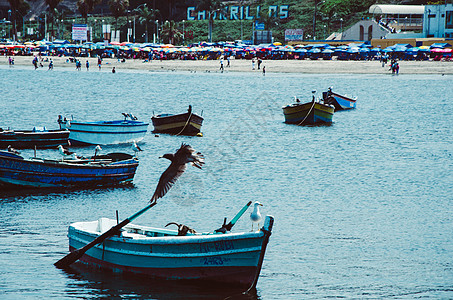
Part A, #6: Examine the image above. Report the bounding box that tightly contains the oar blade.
[54,248,84,268]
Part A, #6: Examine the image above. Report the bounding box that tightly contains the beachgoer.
[86,60,89,71]
[219,57,224,72]
[48,59,53,70]
[112,67,116,73]
[98,56,102,70]
[263,66,266,76]
[257,58,262,70]
[227,56,230,67]
[252,57,256,70]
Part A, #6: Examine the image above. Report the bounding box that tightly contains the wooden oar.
[54,202,157,268]
[215,201,252,233]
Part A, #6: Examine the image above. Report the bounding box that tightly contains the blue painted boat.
[0,150,139,189]
[67,215,274,287]
[58,114,149,145]
[322,87,357,111]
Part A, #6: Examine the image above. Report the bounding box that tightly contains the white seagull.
[94,145,102,156]
[132,140,143,156]
[58,145,77,160]
[250,201,263,231]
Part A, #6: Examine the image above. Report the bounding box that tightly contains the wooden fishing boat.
[151,106,203,136]
[0,150,139,189]
[58,114,149,145]
[322,87,357,111]
[0,127,69,149]
[282,93,335,125]
[67,215,274,287]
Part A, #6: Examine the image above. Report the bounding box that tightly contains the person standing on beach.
[32,56,38,69]
[263,66,266,76]
[227,56,230,67]
[257,58,262,70]
[219,56,224,72]
[252,57,256,70]
[48,59,53,70]
[112,67,116,73]
[86,60,89,71]
[98,56,102,70]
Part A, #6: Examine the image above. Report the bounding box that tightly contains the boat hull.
[0,151,138,188]
[0,129,69,149]
[60,120,148,145]
[151,113,203,136]
[68,217,273,287]
[323,91,357,111]
[282,101,334,125]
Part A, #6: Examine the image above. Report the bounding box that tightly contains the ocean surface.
[0,64,452,299]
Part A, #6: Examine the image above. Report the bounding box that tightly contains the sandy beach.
[2,55,452,74]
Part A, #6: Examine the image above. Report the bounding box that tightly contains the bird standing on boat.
[94,145,102,156]
[132,140,143,156]
[150,143,204,204]
[7,145,20,155]
[58,145,77,160]
[250,201,263,231]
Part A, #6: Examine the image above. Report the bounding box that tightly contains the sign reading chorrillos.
[72,24,88,41]
[187,5,289,21]
[285,29,304,41]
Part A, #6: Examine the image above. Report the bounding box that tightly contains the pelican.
[7,145,20,155]
[150,143,204,204]
[94,145,102,156]
[132,140,143,156]
[250,201,263,231]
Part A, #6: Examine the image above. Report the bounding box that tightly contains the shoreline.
[1,55,452,74]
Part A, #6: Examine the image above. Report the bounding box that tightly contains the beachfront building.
[424,4,453,38]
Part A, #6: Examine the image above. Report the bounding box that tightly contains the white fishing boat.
[67,215,274,287]
[58,114,149,145]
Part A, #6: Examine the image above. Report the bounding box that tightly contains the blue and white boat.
[58,114,149,145]
[322,87,357,111]
[0,150,139,189]
[67,215,274,287]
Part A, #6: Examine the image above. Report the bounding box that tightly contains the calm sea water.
[0,64,452,299]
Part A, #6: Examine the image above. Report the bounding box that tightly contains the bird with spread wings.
[150,144,204,204]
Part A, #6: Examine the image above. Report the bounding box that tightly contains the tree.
[77,0,101,24]
[135,5,159,43]
[196,0,225,42]
[160,20,183,45]
[45,0,63,40]
[109,0,129,29]
[7,0,30,41]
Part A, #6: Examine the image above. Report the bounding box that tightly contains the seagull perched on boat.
[94,145,102,156]
[150,143,204,204]
[7,145,20,155]
[58,145,77,160]
[132,140,143,156]
[250,201,263,231]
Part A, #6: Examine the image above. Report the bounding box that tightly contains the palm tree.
[196,0,225,42]
[77,0,101,24]
[7,0,30,40]
[45,0,63,40]
[109,0,129,29]
[135,5,159,43]
[160,20,182,45]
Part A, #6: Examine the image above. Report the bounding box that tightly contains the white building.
[424,4,453,38]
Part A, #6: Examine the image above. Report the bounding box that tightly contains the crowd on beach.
[1,40,452,64]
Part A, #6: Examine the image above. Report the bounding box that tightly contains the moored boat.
[0,150,139,189]
[282,92,335,125]
[151,106,203,136]
[322,87,357,111]
[0,127,69,149]
[67,215,274,287]
[58,114,149,145]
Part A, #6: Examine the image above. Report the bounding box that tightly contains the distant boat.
[151,106,203,136]
[67,215,274,287]
[0,127,69,149]
[0,150,139,189]
[282,92,335,125]
[58,114,149,145]
[322,87,357,111]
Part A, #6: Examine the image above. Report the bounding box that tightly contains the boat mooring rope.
[175,111,193,136]
[297,101,316,126]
